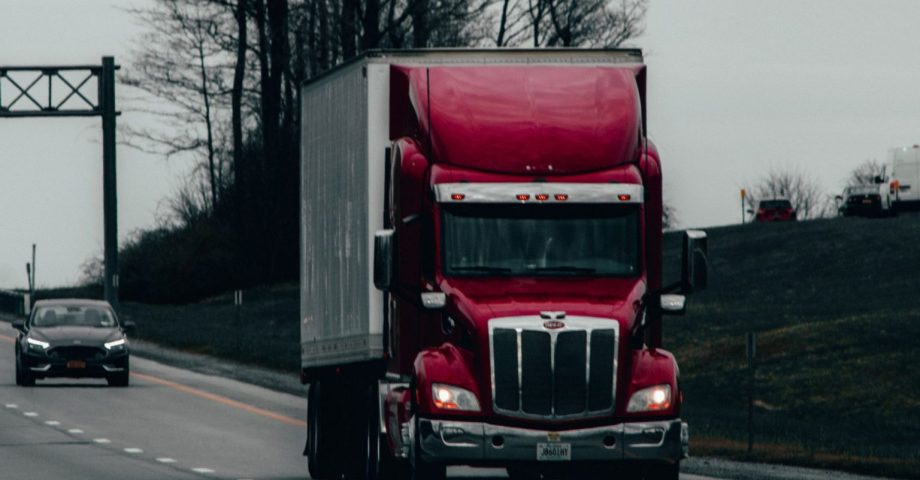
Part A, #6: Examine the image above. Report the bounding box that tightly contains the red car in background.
[753,199,797,222]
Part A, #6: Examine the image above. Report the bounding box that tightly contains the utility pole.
[740,189,747,223]
[746,331,757,454]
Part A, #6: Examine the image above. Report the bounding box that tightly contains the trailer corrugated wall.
[300,61,386,369]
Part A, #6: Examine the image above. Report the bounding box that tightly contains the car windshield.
[441,203,640,277]
[760,200,792,209]
[31,305,117,328]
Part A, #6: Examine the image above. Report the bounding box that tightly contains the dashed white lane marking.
[68,428,84,434]
[4,403,17,408]
[93,438,111,444]
[156,458,177,464]
[191,467,216,474]
[23,411,38,417]
[124,447,143,454]
[44,420,60,426]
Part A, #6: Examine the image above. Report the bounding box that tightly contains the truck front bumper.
[415,417,688,464]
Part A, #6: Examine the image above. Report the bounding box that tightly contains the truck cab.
[299,50,707,480]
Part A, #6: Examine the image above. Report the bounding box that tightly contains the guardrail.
[0,290,29,317]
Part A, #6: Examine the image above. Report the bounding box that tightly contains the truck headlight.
[27,338,50,350]
[432,383,480,412]
[626,384,671,413]
[104,338,127,350]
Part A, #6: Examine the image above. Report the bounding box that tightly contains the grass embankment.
[119,283,300,373]
[662,216,920,478]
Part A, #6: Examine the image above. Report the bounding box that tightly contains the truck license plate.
[67,360,86,369]
[536,443,571,461]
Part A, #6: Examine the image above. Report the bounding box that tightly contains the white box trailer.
[298,49,642,374]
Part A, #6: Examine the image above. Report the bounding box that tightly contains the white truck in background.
[880,145,920,215]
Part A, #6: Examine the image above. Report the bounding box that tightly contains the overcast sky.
[2,0,920,288]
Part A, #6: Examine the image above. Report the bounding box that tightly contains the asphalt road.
[0,322,723,480]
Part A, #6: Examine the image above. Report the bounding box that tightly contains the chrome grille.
[489,316,619,420]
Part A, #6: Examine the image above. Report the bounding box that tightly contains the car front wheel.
[15,348,35,387]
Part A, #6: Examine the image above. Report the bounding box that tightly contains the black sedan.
[12,299,134,387]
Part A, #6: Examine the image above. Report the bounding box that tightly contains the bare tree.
[847,159,886,186]
[744,167,830,220]
[123,0,233,210]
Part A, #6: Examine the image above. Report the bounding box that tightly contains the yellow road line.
[131,372,306,428]
[1,331,305,428]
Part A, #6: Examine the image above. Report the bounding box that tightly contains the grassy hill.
[662,216,920,478]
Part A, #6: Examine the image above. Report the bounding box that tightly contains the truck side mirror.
[681,230,708,293]
[11,319,25,331]
[874,175,884,184]
[374,229,395,290]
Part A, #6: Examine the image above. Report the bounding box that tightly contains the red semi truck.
[299,49,708,480]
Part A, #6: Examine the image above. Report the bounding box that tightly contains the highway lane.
[0,321,721,480]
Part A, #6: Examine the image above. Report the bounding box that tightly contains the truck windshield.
[441,204,640,277]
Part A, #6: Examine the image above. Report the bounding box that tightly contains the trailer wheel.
[307,381,342,479]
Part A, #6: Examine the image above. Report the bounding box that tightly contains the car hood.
[30,327,122,345]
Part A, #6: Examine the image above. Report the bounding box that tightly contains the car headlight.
[104,338,127,350]
[431,383,480,412]
[626,384,672,413]
[27,338,50,350]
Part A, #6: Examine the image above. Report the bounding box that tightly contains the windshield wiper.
[528,266,597,274]
[452,266,512,273]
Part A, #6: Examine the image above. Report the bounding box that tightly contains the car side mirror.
[374,229,395,291]
[11,319,25,331]
[682,230,708,293]
[122,320,137,337]
[874,176,884,184]
[746,209,753,214]
[660,294,686,315]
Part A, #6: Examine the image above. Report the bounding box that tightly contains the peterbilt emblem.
[543,320,565,330]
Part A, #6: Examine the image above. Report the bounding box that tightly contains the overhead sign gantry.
[0,57,120,306]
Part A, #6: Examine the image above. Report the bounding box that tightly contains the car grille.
[48,346,106,360]
[490,316,618,419]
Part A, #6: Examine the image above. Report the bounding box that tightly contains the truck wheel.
[349,381,396,480]
[410,417,446,480]
[410,459,445,480]
[641,461,679,480]
[307,381,343,479]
